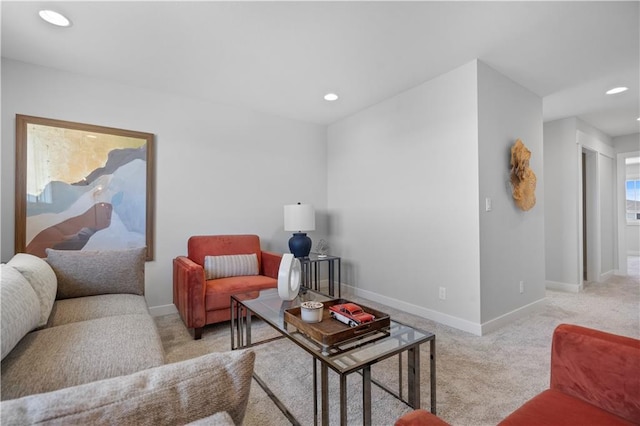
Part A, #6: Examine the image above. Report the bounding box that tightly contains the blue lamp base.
[289,232,312,258]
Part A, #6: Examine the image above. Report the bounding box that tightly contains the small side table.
[299,253,341,297]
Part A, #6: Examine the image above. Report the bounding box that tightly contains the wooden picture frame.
[15,115,155,260]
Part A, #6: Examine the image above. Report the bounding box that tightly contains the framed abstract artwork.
[15,115,155,260]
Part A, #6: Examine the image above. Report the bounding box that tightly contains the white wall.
[599,154,616,274]
[327,60,544,334]
[614,133,640,153]
[477,61,545,327]
[328,61,482,330]
[544,119,580,288]
[1,59,328,313]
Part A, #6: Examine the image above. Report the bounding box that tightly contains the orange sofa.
[173,235,282,339]
[395,324,640,425]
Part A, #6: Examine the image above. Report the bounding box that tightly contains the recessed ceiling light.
[324,93,339,102]
[637,117,640,121]
[39,10,71,27]
[605,87,628,95]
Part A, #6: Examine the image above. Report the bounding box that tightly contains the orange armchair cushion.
[205,275,279,311]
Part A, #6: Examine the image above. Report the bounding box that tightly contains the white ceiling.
[2,1,639,137]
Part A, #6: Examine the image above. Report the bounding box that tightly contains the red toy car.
[329,303,375,327]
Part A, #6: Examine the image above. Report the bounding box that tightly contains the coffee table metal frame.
[230,288,436,426]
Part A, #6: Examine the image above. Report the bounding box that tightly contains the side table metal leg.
[362,366,371,425]
[338,258,341,297]
[328,260,334,296]
[313,262,318,291]
[408,346,421,409]
[304,261,310,288]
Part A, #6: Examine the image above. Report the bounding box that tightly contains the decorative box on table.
[284,299,390,352]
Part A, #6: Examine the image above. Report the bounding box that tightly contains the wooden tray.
[284,299,390,349]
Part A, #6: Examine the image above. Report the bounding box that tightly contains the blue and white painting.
[23,121,150,258]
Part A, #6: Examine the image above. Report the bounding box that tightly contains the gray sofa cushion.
[0,265,41,361]
[46,247,146,299]
[7,253,57,328]
[1,350,255,426]
[46,294,150,328]
[1,314,165,400]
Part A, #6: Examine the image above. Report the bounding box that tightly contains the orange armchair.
[395,324,640,425]
[173,235,282,339]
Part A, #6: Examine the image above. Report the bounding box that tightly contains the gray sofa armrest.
[1,350,255,426]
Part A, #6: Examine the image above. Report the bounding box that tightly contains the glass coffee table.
[230,288,436,426]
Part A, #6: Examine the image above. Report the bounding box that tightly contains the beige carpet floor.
[155,270,639,426]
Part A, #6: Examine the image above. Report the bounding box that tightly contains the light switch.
[485,197,492,212]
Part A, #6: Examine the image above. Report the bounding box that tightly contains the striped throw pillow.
[204,254,259,280]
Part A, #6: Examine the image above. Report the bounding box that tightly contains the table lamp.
[284,203,315,258]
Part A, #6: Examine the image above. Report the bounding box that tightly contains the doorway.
[617,152,640,276]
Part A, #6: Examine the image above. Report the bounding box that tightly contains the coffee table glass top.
[233,288,434,374]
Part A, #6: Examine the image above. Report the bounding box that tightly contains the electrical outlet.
[439,287,446,300]
[519,281,524,294]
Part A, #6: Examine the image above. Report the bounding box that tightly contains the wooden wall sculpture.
[510,139,537,211]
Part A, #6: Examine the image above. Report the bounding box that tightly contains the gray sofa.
[1,248,254,425]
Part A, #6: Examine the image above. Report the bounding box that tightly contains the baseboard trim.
[344,284,483,336]
[546,280,583,293]
[480,297,547,335]
[599,270,615,282]
[344,283,549,336]
[149,304,178,317]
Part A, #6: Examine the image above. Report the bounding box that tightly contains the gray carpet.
[155,269,639,425]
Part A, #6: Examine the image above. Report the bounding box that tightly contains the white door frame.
[579,146,600,283]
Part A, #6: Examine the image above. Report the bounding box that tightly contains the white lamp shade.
[284,204,315,232]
